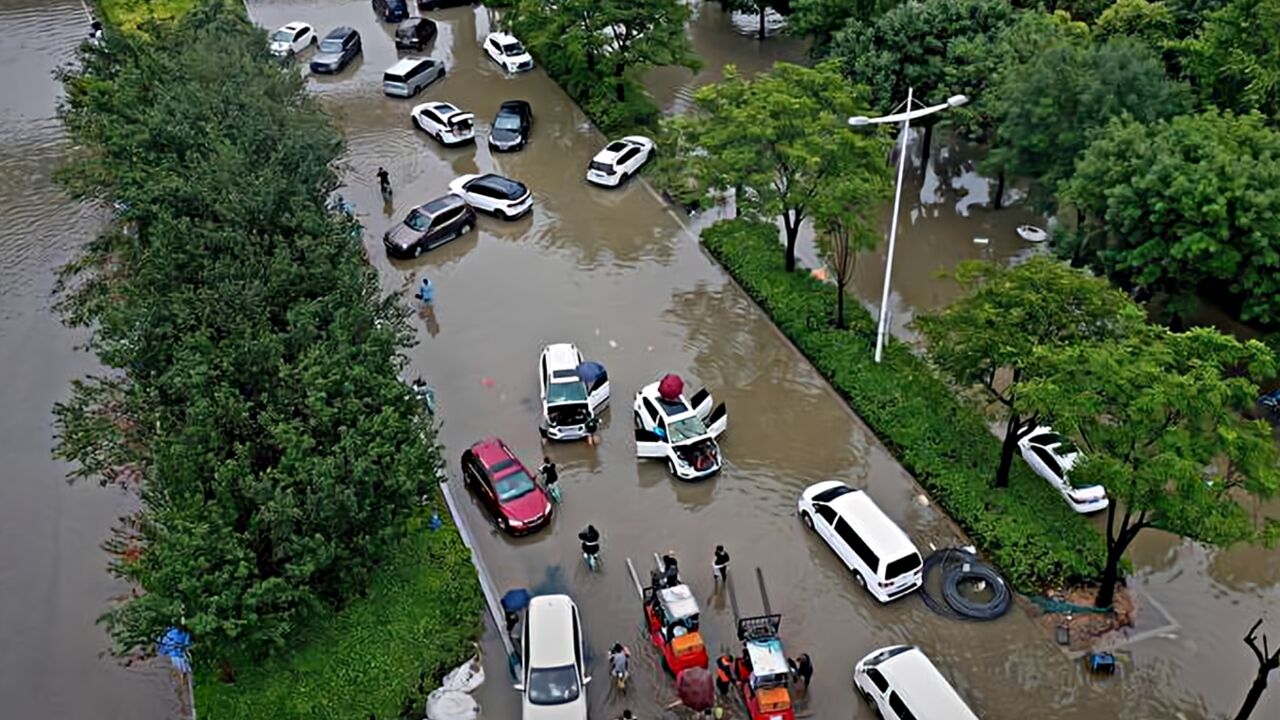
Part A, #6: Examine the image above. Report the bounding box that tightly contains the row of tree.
[54,4,438,667]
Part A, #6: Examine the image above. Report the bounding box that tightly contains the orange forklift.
[727,568,795,720]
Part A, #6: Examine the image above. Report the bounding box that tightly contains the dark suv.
[384,195,477,257]
[310,27,361,74]
[373,0,409,22]
[395,17,438,50]
[488,100,533,152]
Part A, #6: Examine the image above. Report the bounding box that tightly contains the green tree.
[1021,328,1280,608]
[54,3,439,665]
[674,61,889,271]
[787,0,898,55]
[1182,0,1280,121]
[1095,0,1176,48]
[811,166,891,328]
[1060,110,1280,325]
[915,257,1145,489]
[984,37,1191,210]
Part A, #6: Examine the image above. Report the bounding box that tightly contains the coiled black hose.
[920,548,1012,621]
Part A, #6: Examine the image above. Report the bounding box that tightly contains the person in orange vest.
[715,654,735,696]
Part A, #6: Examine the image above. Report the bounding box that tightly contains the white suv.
[539,343,609,442]
[517,594,589,720]
[484,31,534,73]
[586,136,654,187]
[412,101,475,146]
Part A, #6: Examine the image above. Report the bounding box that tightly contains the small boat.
[1017,224,1049,243]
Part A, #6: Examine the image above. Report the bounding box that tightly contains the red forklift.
[728,568,796,720]
[626,553,711,677]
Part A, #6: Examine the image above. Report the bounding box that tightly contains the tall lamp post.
[849,89,968,363]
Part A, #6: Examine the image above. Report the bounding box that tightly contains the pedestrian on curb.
[713,544,730,585]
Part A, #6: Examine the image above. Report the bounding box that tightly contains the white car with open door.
[1018,426,1109,514]
[633,374,727,481]
[538,343,609,442]
[586,136,655,187]
[412,101,475,147]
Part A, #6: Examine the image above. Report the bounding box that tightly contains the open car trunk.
[450,114,475,135]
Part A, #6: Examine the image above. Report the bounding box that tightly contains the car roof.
[419,194,465,215]
[425,101,460,115]
[471,173,525,194]
[825,489,919,559]
[878,647,980,720]
[470,438,516,469]
[594,137,648,163]
[543,343,581,374]
[325,26,356,39]
[527,595,577,668]
[488,31,519,43]
[281,21,308,31]
[387,57,430,74]
[499,99,530,112]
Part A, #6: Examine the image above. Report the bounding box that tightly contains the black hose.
[920,548,1011,621]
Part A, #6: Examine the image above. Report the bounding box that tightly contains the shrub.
[702,219,1107,591]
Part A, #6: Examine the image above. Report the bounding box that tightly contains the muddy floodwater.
[1,0,1275,718]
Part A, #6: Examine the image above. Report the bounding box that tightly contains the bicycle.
[583,549,601,572]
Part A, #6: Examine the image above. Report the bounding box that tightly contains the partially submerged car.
[633,374,727,481]
[538,343,609,441]
[448,173,533,220]
[310,26,361,74]
[269,21,316,56]
[394,17,438,51]
[383,194,476,258]
[586,136,654,187]
[461,438,553,535]
[412,101,475,146]
[1017,426,1109,514]
[483,31,534,73]
[489,100,533,152]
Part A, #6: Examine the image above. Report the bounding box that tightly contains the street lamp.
[849,89,968,363]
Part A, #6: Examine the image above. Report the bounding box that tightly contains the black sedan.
[310,27,361,74]
[383,194,477,258]
[488,100,532,152]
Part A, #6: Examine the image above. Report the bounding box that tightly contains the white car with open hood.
[633,374,727,481]
[1017,425,1109,514]
[538,343,609,442]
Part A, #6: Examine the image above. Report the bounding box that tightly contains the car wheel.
[459,223,472,237]
[854,572,867,589]
[800,511,813,530]
[496,516,509,532]
[413,244,423,258]
[860,688,876,706]
[497,209,511,221]
[667,459,677,476]
[633,411,643,429]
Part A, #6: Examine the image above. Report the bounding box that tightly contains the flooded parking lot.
[1,0,1275,717]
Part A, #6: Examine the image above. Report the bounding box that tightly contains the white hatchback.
[412,101,475,146]
[484,31,534,73]
[1017,426,1109,514]
[448,173,533,220]
[268,21,316,56]
[516,595,589,720]
[586,136,655,187]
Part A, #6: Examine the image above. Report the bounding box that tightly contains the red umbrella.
[658,374,684,401]
[676,667,715,711]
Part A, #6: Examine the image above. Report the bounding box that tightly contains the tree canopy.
[811,160,891,328]
[1022,328,1280,607]
[1181,0,1280,122]
[1061,110,1280,325]
[55,3,437,664]
[787,0,897,54]
[916,257,1146,488]
[1094,0,1176,50]
[669,61,889,271]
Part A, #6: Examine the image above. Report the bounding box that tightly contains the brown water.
[2,0,1274,717]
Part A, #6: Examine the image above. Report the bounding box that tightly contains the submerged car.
[383,57,445,98]
[268,21,316,56]
[538,343,609,441]
[383,194,476,258]
[483,31,534,73]
[372,0,409,23]
[395,17,438,50]
[461,438,553,535]
[1018,426,1109,514]
[517,595,590,720]
[448,173,532,220]
[489,100,533,152]
[633,375,727,481]
[586,136,654,187]
[412,101,475,146]
[310,26,361,74]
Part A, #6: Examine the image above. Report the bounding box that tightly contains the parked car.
[797,481,923,603]
[483,31,534,73]
[419,0,473,8]
[448,173,532,220]
[488,100,533,152]
[1018,426,1109,514]
[633,377,727,481]
[586,136,654,187]
[383,57,445,98]
[268,21,316,56]
[395,17,438,50]
[517,595,590,720]
[539,343,609,441]
[373,0,409,23]
[854,645,980,720]
[383,194,476,258]
[461,438,553,536]
[310,27,361,74]
[412,101,475,146]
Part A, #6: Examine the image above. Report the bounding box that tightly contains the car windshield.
[503,42,526,56]
[668,415,709,443]
[527,664,580,705]
[494,114,522,131]
[271,29,294,42]
[494,469,536,502]
[319,38,344,53]
[547,380,587,405]
[404,209,428,231]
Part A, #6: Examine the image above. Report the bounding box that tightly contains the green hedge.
[196,517,484,720]
[703,220,1107,591]
[97,0,244,29]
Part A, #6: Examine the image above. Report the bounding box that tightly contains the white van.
[382,57,445,98]
[796,481,923,603]
[854,645,980,720]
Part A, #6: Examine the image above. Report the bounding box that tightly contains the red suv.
[461,438,553,535]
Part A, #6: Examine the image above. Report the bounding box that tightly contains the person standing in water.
[377,166,392,196]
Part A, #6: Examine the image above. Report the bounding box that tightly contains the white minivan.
[854,645,980,720]
[797,481,923,603]
[517,594,589,720]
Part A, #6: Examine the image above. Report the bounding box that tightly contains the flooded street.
[0,0,1274,717]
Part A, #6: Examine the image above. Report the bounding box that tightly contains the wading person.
[713,545,730,586]
[790,652,813,693]
[417,276,435,304]
[377,166,392,196]
[539,457,560,503]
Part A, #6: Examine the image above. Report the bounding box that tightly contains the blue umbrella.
[575,361,606,386]
[501,589,532,613]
